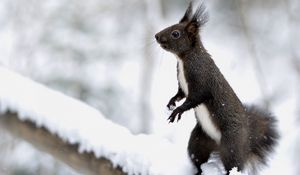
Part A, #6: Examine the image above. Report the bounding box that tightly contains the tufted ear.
[179,1,193,23]
[191,2,209,27]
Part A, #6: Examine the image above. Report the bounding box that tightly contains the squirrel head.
[155,1,208,55]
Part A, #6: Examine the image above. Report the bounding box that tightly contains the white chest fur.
[177,59,189,95]
[177,59,221,144]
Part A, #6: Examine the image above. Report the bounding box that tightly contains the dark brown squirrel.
[155,1,279,175]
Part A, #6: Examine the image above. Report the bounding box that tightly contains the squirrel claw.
[167,101,176,111]
[177,114,182,122]
[168,115,175,123]
[168,108,183,123]
[167,97,177,110]
[167,104,176,111]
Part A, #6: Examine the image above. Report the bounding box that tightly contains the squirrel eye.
[171,30,181,39]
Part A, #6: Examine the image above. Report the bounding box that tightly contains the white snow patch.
[201,153,226,175]
[229,167,243,175]
[201,153,244,175]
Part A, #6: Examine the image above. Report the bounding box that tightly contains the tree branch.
[0,112,126,175]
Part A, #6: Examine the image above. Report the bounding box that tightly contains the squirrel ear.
[191,2,209,27]
[179,1,193,23]
[186,22,199,35]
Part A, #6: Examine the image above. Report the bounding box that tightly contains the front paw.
[168,108,183,123]
[167,98,176,110]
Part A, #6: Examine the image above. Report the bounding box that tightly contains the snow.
[0,66,194,175]
[201,153,226,175]
[0,67,245,175]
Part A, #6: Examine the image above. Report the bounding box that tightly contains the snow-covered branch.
[0,112,124,175]
[0,67,194,175]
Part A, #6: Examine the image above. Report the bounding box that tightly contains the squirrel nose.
[155,34,167,44]
[155,34,160,41]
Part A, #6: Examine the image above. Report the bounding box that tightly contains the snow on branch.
[0,112,124,175]
[0,67,194,175]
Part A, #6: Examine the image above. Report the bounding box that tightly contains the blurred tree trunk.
[283,0,300,119]
[138,0,163,134]
[283,0,300,173]
[233,0,271,109]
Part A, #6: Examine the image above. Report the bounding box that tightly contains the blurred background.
[0,0,299,174]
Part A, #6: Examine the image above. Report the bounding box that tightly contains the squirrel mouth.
[160,44,169,50]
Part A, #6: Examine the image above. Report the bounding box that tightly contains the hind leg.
[188,123,218,175]
[219,129,247,175]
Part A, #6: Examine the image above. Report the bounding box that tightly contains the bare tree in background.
[283,0,300,174]
[283,0,300,118]
[138,0,164,134]
[233,0,271,109]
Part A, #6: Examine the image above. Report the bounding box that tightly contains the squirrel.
[155,1,279,175]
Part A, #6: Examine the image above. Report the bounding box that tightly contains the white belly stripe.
[177,58,221,144]
[195,105,221,144]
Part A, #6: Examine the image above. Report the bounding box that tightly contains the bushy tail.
[245,105,279,173]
